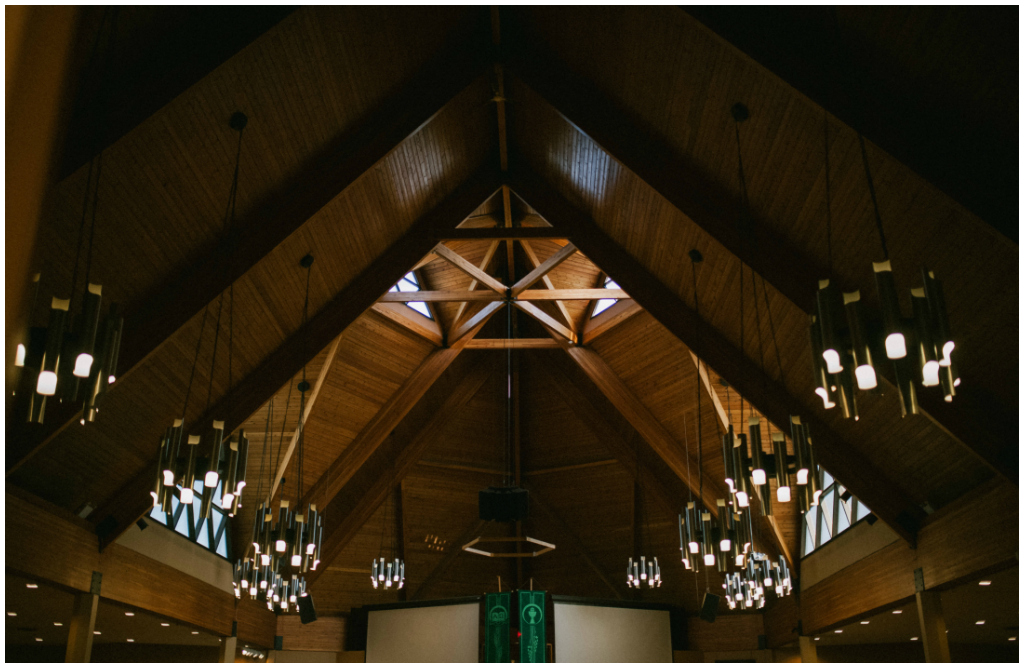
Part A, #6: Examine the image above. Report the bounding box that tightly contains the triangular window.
[800,467,872,557]
[591,277,620,317]
[389,272,432,319]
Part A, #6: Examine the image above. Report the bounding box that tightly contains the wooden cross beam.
[509,169,926,545]
[521,240,574,329]
[377,288,628,302]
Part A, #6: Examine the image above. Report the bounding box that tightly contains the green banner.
[484,592,511,663]
[518,590,546,663]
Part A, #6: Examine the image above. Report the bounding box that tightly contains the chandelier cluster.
[626,556,662,589]
[810,116,958,419]
[723,555,792,611]
[371,557,405,590]
[233,560,308,613]
[151,422,250,518]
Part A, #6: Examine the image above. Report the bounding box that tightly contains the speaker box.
[298,593,318,624]
[698,592,720,623]
[478,486,529,522]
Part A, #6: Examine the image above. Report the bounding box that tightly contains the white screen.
[554,602,672,663]
[366,602,479,663]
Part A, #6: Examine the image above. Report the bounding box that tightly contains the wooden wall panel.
[688,614,765,652]
[5,491,274,643]
[797,480,1017,634]
[277,615,347,652]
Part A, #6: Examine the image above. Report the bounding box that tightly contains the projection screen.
[366,601,480,663]
[554,600,672,663]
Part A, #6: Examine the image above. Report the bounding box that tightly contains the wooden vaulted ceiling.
[9,6,1017,618]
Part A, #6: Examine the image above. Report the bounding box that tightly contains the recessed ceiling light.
[54,622,63,627]
[94,631,101,635]
[26,584,38,589]
[1010,637,1017,642]
[893,610,903,614]
[127,639,134,643]
[976,620,986,625]
[191,631,199,635]
[835,629,843,634]
[911,637,919,641]
[861,621,870,625]
[160,623,170,627]
[35,638,43,642]
[125,612,135,617]
[7,612,16,617]
[814,637,820,641]
[979,580,992,586]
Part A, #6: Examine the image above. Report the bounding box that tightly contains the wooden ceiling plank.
[6,36,492,477]
[518,288,628,301]
[370,302,444,346]
[510,242,576,297]
[510,170,926,545]
[308,359,495,586]
[433,242,508,294]
[581,299,643,345]
[531,491,625,600]
[513,301,575,343]
[507,54,1015,487]
[521,239,574,328]
[90,169,502,550]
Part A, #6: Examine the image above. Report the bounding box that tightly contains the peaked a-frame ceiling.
[9,6,1016,618]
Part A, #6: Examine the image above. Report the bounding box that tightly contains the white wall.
[554,602,672,663]
[116,522,234,593]
[800,519,899,590]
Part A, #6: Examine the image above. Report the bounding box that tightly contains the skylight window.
[149,479,231,560]
[388,272,432,319]
[591,277,621,317]
[801,467,871,557]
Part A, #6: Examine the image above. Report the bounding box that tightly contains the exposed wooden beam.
[521,240,575,328]
[449,301,505,346]
[308,359,495,586]
[433,242,508,295]
[508,52,1015,487]
[457,214,503,229]
[511,171,926,544]
[503,187,516,283]
[563,346,725,514]
[581,299,643,344]
[263,335,342,506]
[451,239,501,327]
[525,459,617,476]
[378,288,626,303]
[512,301,575,344]
[408,517,487,601]
[370,302,444,346]
[531,491,625,600]
[299,332,486,515]
[434,227,567,241]
[510,242,576,297]
[536,352,788,566]
[411,252,440,271]
[90,169,502,550]
[7,36,492,476]
[578,271,606,335]
[465,338,561,350]
[418,460,504,476]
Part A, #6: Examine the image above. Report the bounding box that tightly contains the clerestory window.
[148,479,232,560]
[389,271,432,319]
[591,276,621,317]
[801,467,872,557]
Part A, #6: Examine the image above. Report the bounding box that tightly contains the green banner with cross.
[484,592,511,662]
[518,590,546,663]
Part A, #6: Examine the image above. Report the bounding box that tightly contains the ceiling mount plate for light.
[462,536,555,558]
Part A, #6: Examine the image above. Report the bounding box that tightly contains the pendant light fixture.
[14,10,124,425]
[151,112,250,517]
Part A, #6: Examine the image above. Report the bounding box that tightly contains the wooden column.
[219,635,238,663]
[916,590,951,662]
[65,572,101,663]
[798,636,818,663]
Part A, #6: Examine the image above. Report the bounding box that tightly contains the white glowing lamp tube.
[179,435,201,504]
[873,261,907,359]
[816,280,844,373]
[36,297,70,396]
[749,417,767,486]
[843,291,878,390]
